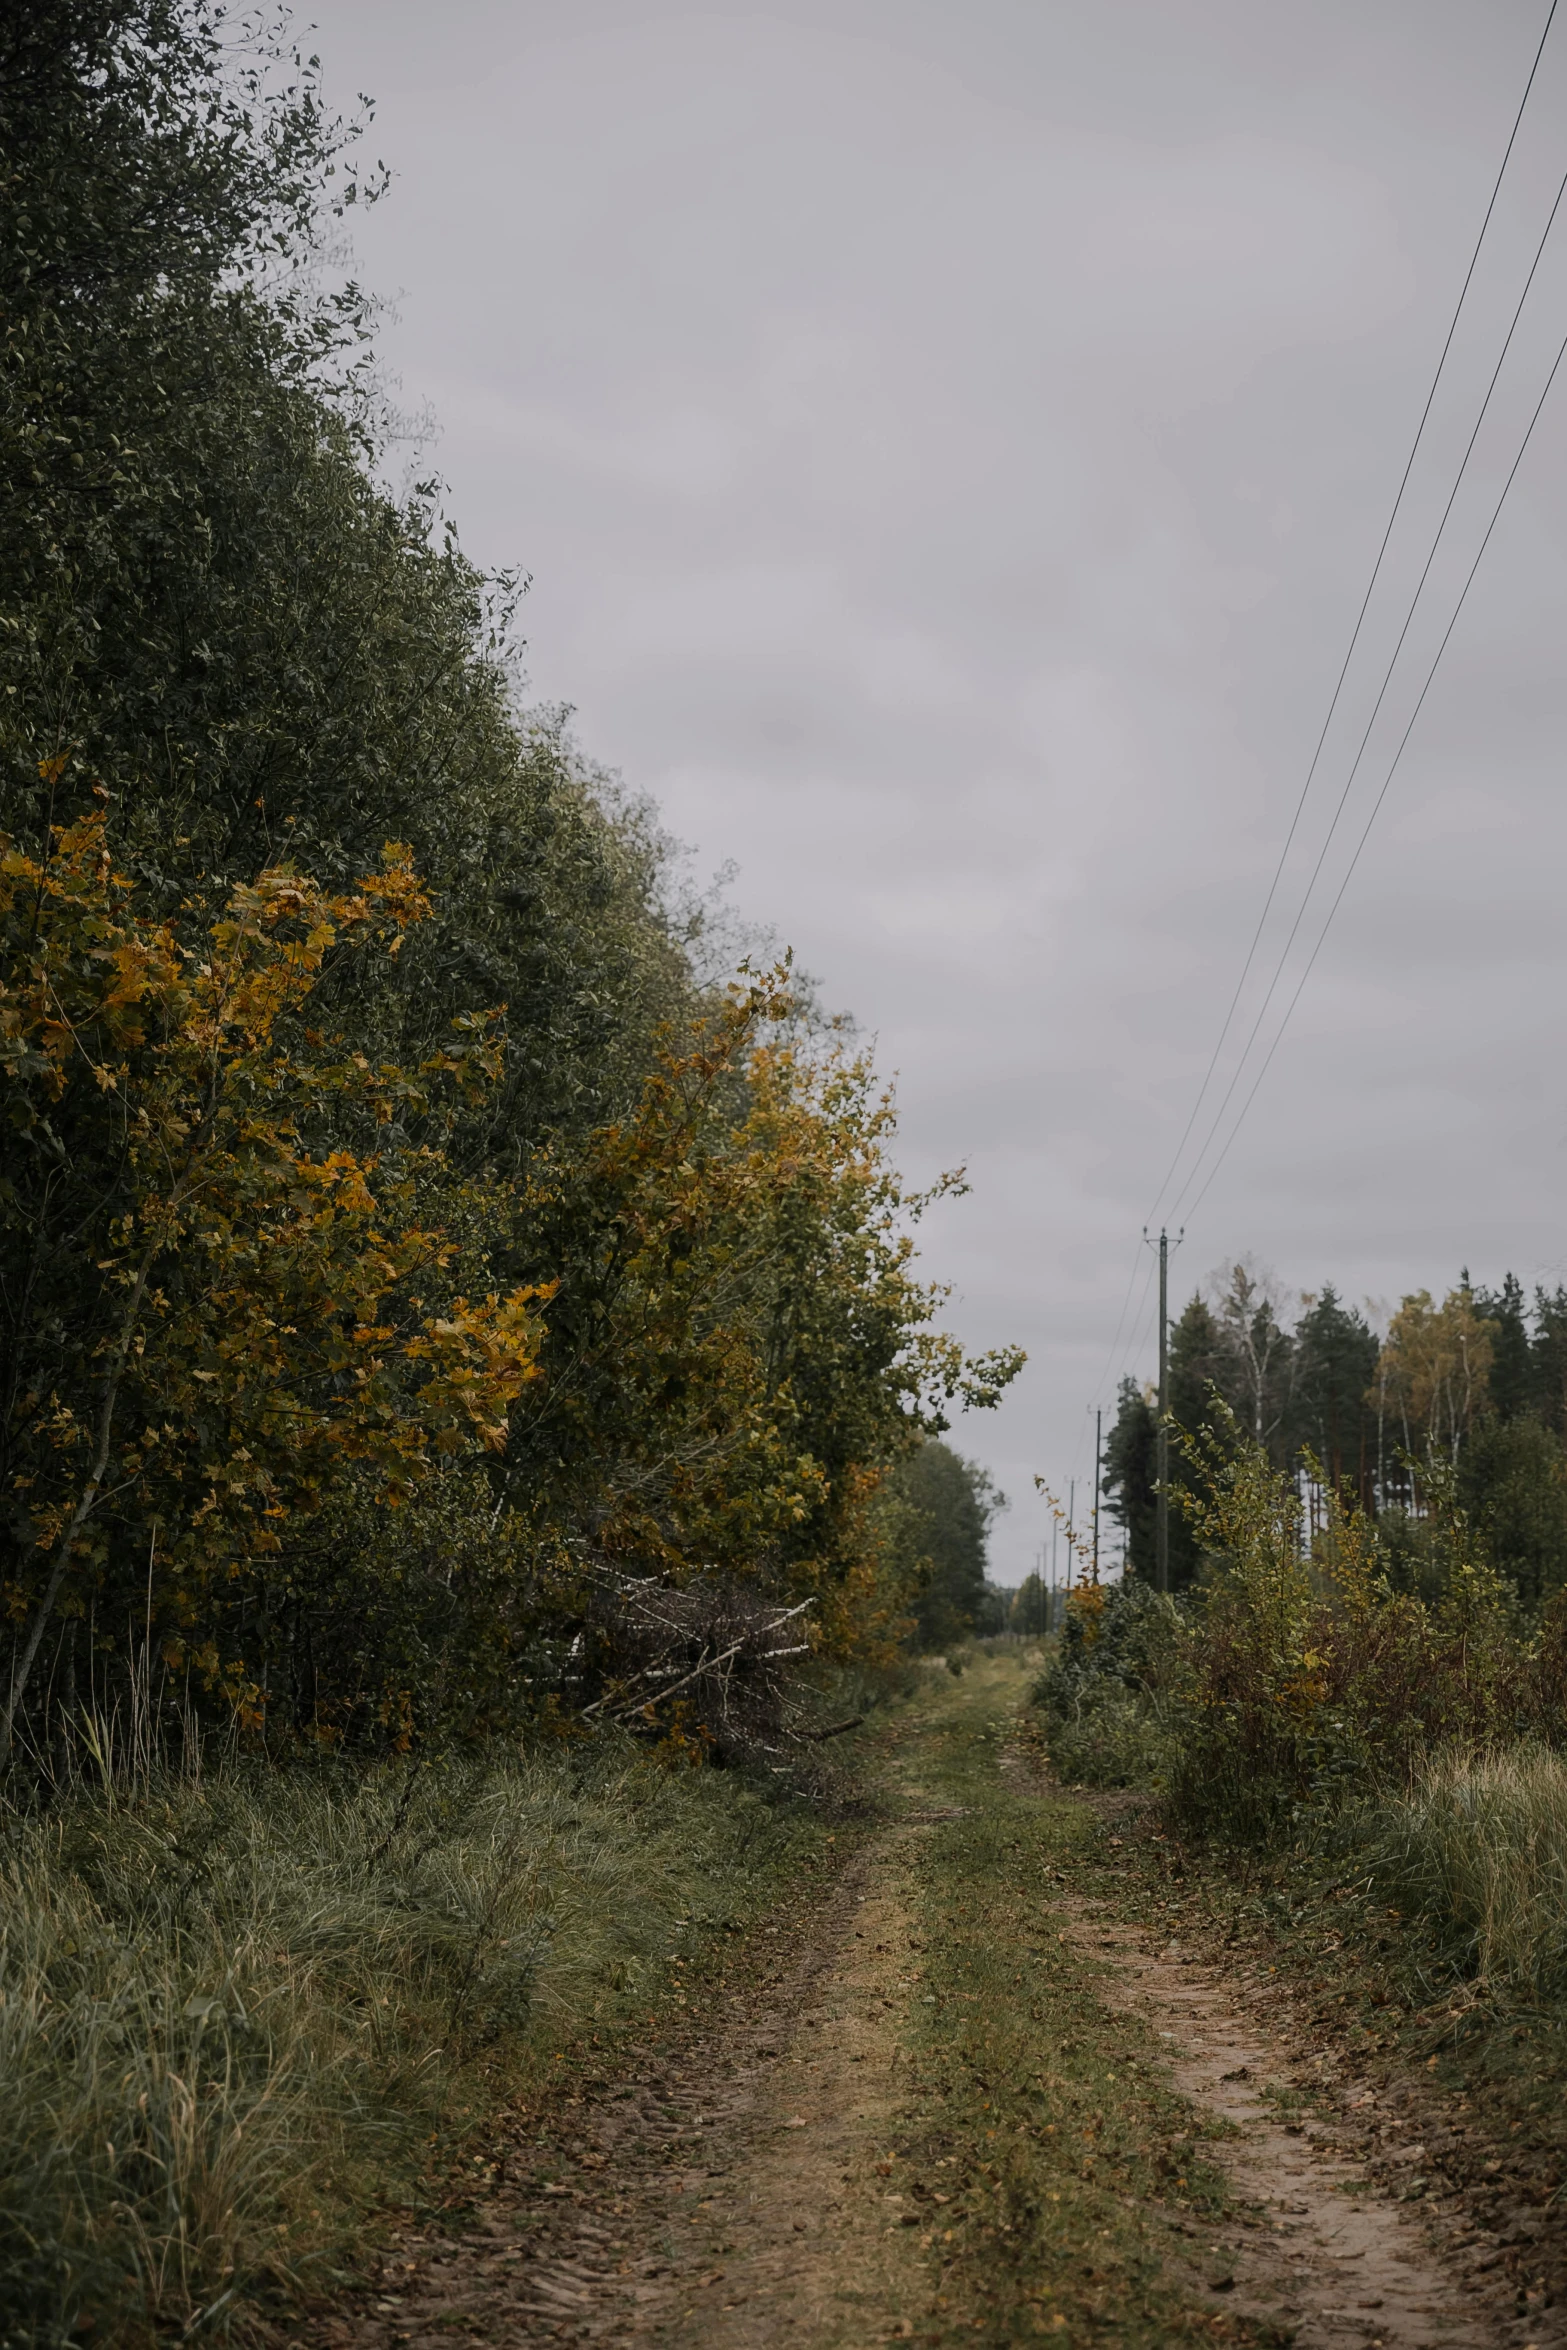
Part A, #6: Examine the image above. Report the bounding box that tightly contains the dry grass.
[1372,1742,1567,2001]
[0,1738,819,2347]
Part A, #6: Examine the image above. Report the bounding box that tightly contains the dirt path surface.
[299,1659,1560,2350]
[1065,1897,1529,2350]
[305,1828,936,2350]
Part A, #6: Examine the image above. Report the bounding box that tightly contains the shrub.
[1032,1580,1181,1788]
[1160,1415,1535,1843]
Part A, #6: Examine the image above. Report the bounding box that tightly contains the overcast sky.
[305,0,1567,1584]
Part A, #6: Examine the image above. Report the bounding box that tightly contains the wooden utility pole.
[1157,1231,1170,1594]
[1092,1406,1102,1582]
[1145,1226,1182,1594]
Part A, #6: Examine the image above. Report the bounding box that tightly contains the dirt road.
[1065,1901,1529,2349]
[303,1656,1554,2350]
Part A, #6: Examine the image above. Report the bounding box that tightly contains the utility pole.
[1157,1229,1169,1594]
[1144,1226,1183,1595]
[1092,1406,1102,1583]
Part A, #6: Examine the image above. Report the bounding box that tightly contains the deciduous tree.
[1,789,547,1751]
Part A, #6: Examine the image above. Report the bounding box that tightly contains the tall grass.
[1371,1744,1567,2002]
[0,1738,817,2347]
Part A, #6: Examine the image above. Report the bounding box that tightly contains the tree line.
[1104,1261,1567,1607]
[0,1,1020,1773]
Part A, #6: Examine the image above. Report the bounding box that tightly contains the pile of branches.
[577,1569,855,1765]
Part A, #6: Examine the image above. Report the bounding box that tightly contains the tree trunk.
[0,1256,151,1760]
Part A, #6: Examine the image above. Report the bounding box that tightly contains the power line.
[1141,0,1559,1232]
[1108,1240,1161,1399]
[1180,310,1567,1227]
[1168,140,1567,1226]
[1094,3,1561,1468]
[1085,1232,1156,1409]
[1099,1244,1162,1418]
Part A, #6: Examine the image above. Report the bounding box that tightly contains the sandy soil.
[300,1826,940,2350]
[1064,1894,1543,2350]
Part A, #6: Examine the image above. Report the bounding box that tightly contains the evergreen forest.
[1102,1262,1567,1609]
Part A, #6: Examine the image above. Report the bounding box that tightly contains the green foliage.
[1103,1262,1567,1616]
[1102,1287,1270,1591]
[0,807,553,1752]
[2,4,697,1161]
[0,2,1021,1767]
[1006,1570,1055,1638]
[1032,1580,1180,1787]
[0,14,1029,2344]
[1292,1284,1378,1497]
[1101,1377,1157,1584]
[972,1581,1011,1637]
[1465,1273,1567,1438]
[1093,1273,1567,2024]
[495,977,1021,1671]
[1473,1271,1533,1422]
[1459,1414,1567,1607]
[878,1441,1007,1651]
[1164,1296,1235,1582]
[1164,1419,1539,1841]
[1530,1284,1567,1433]
[1204,1261,1293,1453]
[1067,1403,1567,1833]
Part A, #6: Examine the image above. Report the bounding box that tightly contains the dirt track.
[304,1829,933,2349]
[300,1661,1556,2350]
[1065,1896,1534,2350]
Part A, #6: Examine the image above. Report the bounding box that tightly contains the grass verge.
[1122,1788,1567,2189]
[0,1737,831,2348]
[871,1654,1286,2348]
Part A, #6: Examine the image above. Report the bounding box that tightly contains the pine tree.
[1102,1377,1157,1584]
[1292,1286,1378,1499]
[1474,1273,1533,1422]
[1532,1287,1567,1436]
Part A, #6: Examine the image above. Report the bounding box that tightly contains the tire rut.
[302,1827,930,2350]
[1065,1894,1554,2350]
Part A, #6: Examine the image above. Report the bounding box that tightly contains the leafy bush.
[1099,1409,1567,2015]
[0,5,1026,1772]
[1032,1580,1180,1787]
[1154,1414,1557,1843]
[874,1442,1007,1650]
